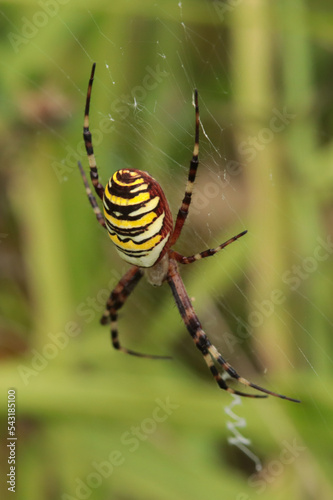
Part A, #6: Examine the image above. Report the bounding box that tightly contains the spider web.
[60,6,302,464]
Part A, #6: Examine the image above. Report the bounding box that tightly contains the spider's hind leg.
[207,344,300,402]
[200,342,268,399]
[101,265,171,360]
[167,257,300,402]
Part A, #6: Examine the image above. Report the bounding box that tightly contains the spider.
[78,63,300,402]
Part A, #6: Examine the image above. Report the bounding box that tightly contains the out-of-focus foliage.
[0,1,333,499]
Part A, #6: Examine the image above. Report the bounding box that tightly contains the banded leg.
[78,161,106,229]
[206,344,300,402]
[167,258,300,402]
[170,230,247,265]
[101,265,171,359]
[83,62,105,200]
[169,89,200,246]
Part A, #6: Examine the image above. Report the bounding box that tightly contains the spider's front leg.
[78,161,106,229]
[169,89,200,247]
[101,265,171,360]
[167,258,300,402]
[83,62,105,200]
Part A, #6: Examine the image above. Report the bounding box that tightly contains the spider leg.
[207,344,300,402]
[101,265,172,360]
[169,89,200,246]
[78,161,106,229]
[167,258,300,402]
[83,63,105,200]
[170,230,247,264]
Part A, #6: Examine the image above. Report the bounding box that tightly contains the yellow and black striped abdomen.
[103,169,173,267]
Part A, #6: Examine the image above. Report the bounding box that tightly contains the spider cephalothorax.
[78,63,300,403]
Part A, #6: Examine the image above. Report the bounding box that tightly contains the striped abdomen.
[103,169,173,267]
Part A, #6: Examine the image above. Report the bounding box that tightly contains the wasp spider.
[78,63,299,402]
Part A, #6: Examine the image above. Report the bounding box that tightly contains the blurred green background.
[1,0,333,499]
